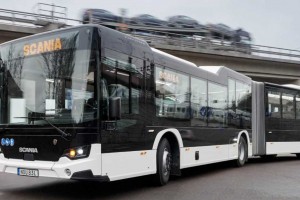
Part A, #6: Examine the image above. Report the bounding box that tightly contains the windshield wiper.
[14,115,72,139]
[39,117,72,138]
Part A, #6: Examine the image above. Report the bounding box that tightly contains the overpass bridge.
[0,6,299,84]
[137,34,300,84]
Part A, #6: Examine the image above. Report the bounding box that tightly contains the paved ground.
[1,155,300,200]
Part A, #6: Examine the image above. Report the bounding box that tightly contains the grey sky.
[3,0,300,50]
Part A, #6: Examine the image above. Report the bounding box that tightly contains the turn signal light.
[69,149,76,158]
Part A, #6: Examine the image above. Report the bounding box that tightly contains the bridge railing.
[0,8,37,26]
[0,7,81,27]
[131,32,300,62]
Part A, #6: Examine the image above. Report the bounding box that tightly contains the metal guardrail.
[0,7,81,27]
[130,32,300,62]
[0,7,299,63]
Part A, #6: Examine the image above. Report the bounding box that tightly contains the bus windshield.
[0,29,96,125]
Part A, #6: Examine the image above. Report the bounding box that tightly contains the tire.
[155,138,172,186]
[296,154,300,159]
[236,137,248,167]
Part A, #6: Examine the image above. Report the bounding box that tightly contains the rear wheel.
[236,137,248,167]
[155,138,171,186]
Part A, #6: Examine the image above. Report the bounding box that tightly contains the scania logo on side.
[19,147,38,153]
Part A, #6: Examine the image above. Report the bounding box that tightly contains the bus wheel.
[155,138,171,186]
[236,137,248,167]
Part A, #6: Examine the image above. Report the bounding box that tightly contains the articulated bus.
[0,25,299,185]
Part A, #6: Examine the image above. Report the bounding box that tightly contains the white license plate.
[17,168,39,177]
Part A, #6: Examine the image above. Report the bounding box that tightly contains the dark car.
[206,23,235,39]
[82,9,121,24]
[168,15,200,28]
[232,29,252,52]
[233,29,251,44]
[129,14,167,27]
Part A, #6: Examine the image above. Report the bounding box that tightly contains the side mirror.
[109,97,121,120]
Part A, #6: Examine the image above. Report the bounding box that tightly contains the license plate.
[17,168,39,177]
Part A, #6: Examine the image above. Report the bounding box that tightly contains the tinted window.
[282,93,294,119]
[236,81,251,128]
[208,82,227,127]
[191,77,207,126]
[102,49,143,117]
[155,66,190,119]
[228,79,236,128]
[296,95,300,119]
[268,91,281,118]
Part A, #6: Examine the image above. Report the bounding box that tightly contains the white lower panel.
[249,143,253,157]
[266,142,300,155]
[180,144,235,169]
[0,144,102,179]
[102,150,156,181]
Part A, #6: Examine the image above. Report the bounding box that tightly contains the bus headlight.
[63,145,90,160]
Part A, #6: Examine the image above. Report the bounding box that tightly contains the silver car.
[168,15,200,28]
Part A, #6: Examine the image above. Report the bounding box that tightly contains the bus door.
[100,55,146,153]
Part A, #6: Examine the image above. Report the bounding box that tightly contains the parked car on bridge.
[232,28,252,53]
[129,14,167,27]
[168,15,200,29]
[233,29,251,45]
[82,9,121,24]
[206,23,234,40]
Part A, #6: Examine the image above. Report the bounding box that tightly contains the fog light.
[65,169,71,176]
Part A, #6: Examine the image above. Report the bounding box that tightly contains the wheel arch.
[152,128,183,176]
[237,130,250,145]
[236,130,251,157]
[152,128,183,150]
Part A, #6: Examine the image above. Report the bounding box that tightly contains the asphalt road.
[1,155,300,200]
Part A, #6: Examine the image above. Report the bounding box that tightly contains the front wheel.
[155,138,171,186]
[236,137,248,167]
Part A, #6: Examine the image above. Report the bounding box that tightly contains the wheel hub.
[162,148,171,176]
[239,141,245,161]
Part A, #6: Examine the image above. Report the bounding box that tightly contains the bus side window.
[296,95,300,119]
[282,93,295,119]
[267,91,281,118]
[155,66,190,119]
[100,79,109,119]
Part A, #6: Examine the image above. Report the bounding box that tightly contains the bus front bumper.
[0,144,108,181]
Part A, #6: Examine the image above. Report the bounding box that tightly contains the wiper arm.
[14,116,72,139]
[40,117,72,138]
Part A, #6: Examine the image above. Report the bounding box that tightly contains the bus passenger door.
[100,57,146,153]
